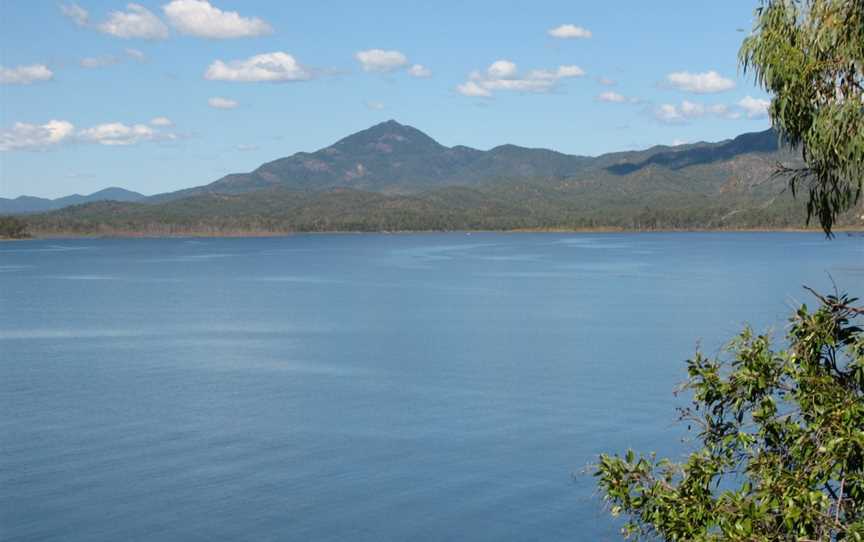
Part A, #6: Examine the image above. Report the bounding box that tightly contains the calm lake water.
[1,232,861,541]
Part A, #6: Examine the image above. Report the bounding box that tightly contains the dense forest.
[0,216,29,239]
[19,183,858,237]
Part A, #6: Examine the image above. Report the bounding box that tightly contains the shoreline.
[7,227,863,241]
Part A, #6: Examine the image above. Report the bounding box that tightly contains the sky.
[0,0,773,198]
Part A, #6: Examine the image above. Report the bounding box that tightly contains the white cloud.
[80,55,121,69]
[163,0,273,39]
[456,80,491,97]
[548,24,592,39]
[60,3,90,26]
[554,65,586,77]
[80,49,147,69]
[236,144,259,151]
[457,60,584,97]
[738,95,770,118]
[208,96,239,109]
[0,120,75,151]
[597,76,616,86]
[487,60,518,79]
[655,100,737,123]
[365,101,385,110]
[655,104,683,123]
[78,122,177,145]
[355,49,408,73]
[0,64,54,85]
[666,70,735,94]
[98,3,169,40]
[408,64,432,78]
[1,118,178,151]
[597,91,626,103]
[205,52,312,82]
[671,139,689,146]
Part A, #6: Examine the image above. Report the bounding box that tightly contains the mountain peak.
[376,119,404,128]
[330,120,443,153]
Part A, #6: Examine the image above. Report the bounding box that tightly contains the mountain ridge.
[9,121,831,235]
[0,187,146,215]
[146,120,781,203]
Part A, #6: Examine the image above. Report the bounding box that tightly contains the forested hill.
[17,120,863,234]
[151,120,785,200]
[148,120,596,201]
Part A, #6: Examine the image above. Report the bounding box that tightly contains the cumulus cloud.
[163,0,273,38]
[597,91,640,104]
[60,3,90,26]
[456,60,584,97]
[0,120,75,151]
[654,104,683,123]
[365,101,385,110]
[738,95,770,118]
[487,60,518,79]
[98,3,169,40]
[208,96,239,109]
[78,122,177,145]
[598,91,626,103]
[0,64,54,85]
[355,49,409,73]
[1,118,178,151]
[671,139,689,146]
[666,70,735,93]
[408,64,432,78]
[205,52,311,82]
[655,100,737,123]
[548,24,592,39]
[597,76,616,86]
[456,81,491,98]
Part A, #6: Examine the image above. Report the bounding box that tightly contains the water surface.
[1,233,861,541]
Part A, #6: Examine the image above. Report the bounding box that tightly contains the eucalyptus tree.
[595,1,864,540]
[740,0,863,234]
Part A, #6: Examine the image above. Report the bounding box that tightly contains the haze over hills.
[16,120,858,235]
[0,187,146,215]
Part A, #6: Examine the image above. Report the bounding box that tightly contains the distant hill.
[149,120,597,201]
[20,120,859,235]
[0,187,146,215]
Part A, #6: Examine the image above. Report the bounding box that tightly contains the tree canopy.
[595,2,864,539]
[740,0,863,234]
[597,293,864,540]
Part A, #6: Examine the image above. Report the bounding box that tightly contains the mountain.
[8,122,788,211]
[0,187,146,215]
[146,120,793,204]
[20,120,854,235]
[151,120,596,201]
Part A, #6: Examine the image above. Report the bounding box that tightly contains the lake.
[1,232,861,541]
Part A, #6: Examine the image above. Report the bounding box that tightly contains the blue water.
[1,233,861,541]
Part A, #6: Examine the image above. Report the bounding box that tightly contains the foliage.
[740,0,864,233]
[596,293,864,541]
[0,215,29,239]
[19,184,827,236]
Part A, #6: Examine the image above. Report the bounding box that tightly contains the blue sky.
[1,0,772,198]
